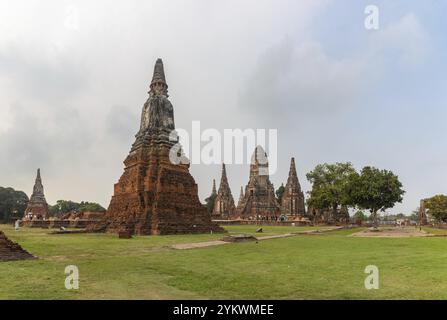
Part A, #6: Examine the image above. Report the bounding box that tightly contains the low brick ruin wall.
[0,231,35,261]
[429,223,447,229]
[213,220,312,226]
[21,219,101,229]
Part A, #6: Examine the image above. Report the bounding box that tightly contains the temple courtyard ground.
[1,224,447,299]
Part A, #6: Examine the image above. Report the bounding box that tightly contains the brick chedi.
[93,59,224,235]
[0,231,35,262]
[212,164,236,219]
[211,179,217,197]
[237,186,244,208]
[280,158,306,217]
[235,146,280,219]
[307,205,349,224]
[419,199,428,225]
[24,169,49,220]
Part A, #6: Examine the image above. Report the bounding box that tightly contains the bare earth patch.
[351,227,432,238]
[172,240,229,250]
[172,226,345,250]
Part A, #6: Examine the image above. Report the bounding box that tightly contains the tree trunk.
[332,204,338,224]
[372,209,378,229]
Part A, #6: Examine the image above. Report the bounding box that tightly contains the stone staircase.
[0,231,35,262]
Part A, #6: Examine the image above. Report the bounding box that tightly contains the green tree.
[78,202,106,213]
[275,184,285,204]
[424,194,447,222]
[49,200,106,217]
[396,213,406,219]
[0,187,29,221]
[353,210,367,225]
[306,162,357,219]
[204,193,217,214]
[347,166,405,228]
[49,200,79,216]
[409,212,419,221]
[411,208,420,222]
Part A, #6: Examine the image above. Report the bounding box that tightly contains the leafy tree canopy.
[0,187,29,221]
[347,166,405,226]
[424,194,447,222]
[204,194,217,214]
[49,200,105,216]
[353,210,367,223]
[306,162,357,210]
[275,184,285,204]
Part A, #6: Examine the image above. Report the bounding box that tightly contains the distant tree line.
[49,200,106,217]
[0,186,106,222]
[352,211,416,225]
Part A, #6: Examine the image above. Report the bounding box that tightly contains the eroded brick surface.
[89,59,223,235]
[0,231,35,262]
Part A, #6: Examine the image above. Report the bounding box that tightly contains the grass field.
[1,224,447,300]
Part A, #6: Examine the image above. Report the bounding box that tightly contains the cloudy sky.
[0,0,446,215]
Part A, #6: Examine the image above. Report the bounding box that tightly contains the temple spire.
[250,145,269,177]
[220,163,229,188]
[149,58,168,95]
[24,168,49,220]
[151,58,166,84]
[288,157,297,179]
[33,168,44,196]
[137,58,174,141]
[212,179,217,196]
[286,157,301,190]
[212,163,236,218]
[280,157,305,217]
[237,186,244,208]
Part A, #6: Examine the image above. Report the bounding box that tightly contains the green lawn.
[423,227,447,236]
[1,224,447,299]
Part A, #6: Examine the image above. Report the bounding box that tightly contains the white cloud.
[0,0,329,205]
[238,38,368,124]
[368,13,431,67]
[0,1,441,216]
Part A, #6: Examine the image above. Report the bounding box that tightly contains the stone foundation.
[0,231,35,262]
[22,220,101,229]
[214,219,311,226]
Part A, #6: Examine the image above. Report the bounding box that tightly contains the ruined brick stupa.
[24,169,49,220]
[280,158,306,217]
[212,164,235,219]
[419,199,428,225]
[0,231,35,262]
[94,59,224,235]
[235,146,280,219]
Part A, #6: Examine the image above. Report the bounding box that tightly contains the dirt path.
[351,227,432,238]
[172,240,229,250]
[171,234,297,250]
[172,226,344,250]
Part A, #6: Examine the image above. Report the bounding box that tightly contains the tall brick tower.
[212,164,236,219]
[235,146,280,219]
[24,169,49,220]
[96,59,224,235]
[280,158,306,217]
